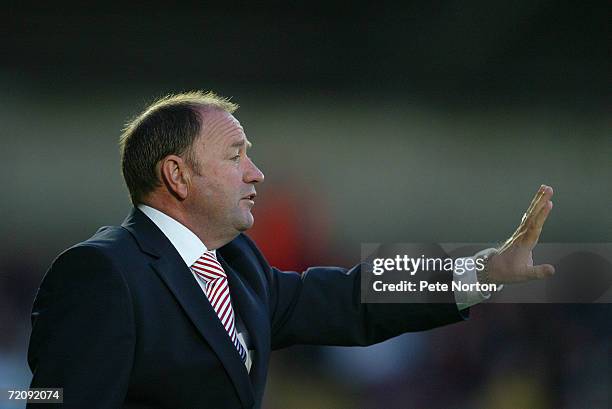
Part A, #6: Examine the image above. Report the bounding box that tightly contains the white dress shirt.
[453,248,500,310]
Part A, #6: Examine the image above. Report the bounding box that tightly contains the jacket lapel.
[217,251,270,403]
[121,208,254,409]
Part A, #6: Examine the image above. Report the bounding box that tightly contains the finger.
[523,185,554,226]
[530,186,554,219]
[522,185,546,221]
[523,263,555,280]
[524,200,553,245]
[505,186,553,251]
[534,199,553,227]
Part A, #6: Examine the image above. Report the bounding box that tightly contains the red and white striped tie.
[190,251,247,363]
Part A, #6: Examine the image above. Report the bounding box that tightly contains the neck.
[141,197,235,250]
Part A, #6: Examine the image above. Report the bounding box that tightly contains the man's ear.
[159,155,190,200]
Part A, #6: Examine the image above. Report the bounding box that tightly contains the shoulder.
[42,226,136,293]
[219,233,275,295]
[59,226,133,264]
[227,233,271,269]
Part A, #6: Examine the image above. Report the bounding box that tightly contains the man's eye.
[231,155,240,161]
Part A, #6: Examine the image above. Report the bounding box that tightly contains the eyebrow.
[230,139,252,149]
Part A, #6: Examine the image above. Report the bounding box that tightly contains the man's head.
[119,91,264,247]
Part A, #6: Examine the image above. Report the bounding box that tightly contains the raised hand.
[486,185,555,284]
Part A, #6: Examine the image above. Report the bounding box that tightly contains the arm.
[269,262,465,350]
[265,184,555,350]
[27,245,135,409]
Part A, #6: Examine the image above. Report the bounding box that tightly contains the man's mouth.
[242,193,256,202]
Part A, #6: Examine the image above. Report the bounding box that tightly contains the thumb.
[525,264,556,280]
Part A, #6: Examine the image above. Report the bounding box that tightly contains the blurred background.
[1,1,610,408]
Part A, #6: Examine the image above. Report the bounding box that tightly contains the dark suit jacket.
[28,208,466,409]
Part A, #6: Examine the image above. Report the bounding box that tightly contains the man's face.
[186,109,264,239]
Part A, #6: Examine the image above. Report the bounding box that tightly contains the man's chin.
[235,214,254,232]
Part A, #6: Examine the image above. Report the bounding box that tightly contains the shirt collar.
[137,204,209,267]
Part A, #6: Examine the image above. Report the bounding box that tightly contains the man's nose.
[244,157,264,184]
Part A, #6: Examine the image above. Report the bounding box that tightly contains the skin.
[487,184,555,283]
[143,108,264,250]
[144,106,554,283]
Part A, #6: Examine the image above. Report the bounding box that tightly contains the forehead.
[198,108,249,148]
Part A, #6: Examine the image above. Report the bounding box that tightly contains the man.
[27,91,555,408]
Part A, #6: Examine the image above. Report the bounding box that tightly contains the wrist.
[477,251,498,284]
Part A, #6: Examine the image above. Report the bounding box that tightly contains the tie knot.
[191,251,226,281]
